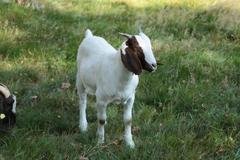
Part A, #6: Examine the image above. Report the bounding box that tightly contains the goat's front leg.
[96,101,107,144]
[123,95,135,148]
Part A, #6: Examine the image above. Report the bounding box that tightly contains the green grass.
[0,0,240,159]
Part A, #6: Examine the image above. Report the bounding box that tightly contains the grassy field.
[0,0,239,159]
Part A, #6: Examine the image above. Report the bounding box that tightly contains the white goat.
[76,29,157,148]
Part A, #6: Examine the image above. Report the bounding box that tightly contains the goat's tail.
[85,29,93,38]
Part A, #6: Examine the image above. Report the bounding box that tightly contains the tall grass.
[0,0,239,159]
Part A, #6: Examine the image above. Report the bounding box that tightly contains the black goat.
[0,83,16,130]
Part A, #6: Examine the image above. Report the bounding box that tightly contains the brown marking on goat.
[99,119,105,125]
[121,36,154,75]
[121,36,143,75]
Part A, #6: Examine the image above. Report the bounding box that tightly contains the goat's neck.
[114,49,135,85]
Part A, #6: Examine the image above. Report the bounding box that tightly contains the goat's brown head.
[0,83,16,130]
[120,32,157,75]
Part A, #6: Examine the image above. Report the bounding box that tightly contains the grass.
[0,0,239,159]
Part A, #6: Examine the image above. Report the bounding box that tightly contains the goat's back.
[77,35,116,61]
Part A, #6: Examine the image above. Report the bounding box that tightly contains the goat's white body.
[76,30,139,148]
[76,29,156,148]
[77,35,139,104]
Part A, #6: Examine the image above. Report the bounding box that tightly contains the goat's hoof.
[80,128,88,132]
[126,141,135,149]
[79,123,88,132]
[98,138,104,145]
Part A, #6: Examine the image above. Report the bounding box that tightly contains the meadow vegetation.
[0,0,239,159]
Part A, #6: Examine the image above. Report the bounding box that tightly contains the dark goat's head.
[0,84,16,130]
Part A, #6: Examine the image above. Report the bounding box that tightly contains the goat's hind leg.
[77,81,88,132]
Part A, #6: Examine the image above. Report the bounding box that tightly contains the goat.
[76,29,157,148]
[0,83,16,130]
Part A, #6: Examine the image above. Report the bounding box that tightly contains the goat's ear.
[119,32,132,39]
[121,48,142,75]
